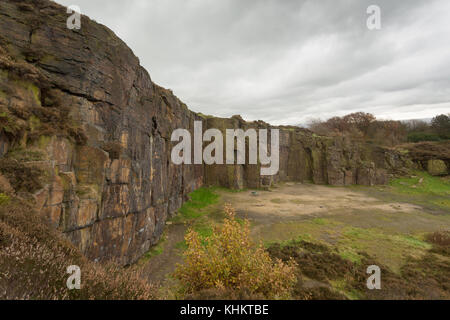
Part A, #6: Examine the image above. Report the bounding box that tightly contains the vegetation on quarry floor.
[170,187,246,245]
[142,178,450,300]
[388,171,450,209]
[267,232,449,299]
[136,187,226,287]
[1,172,449,299]
[0,196,156,300]
[171,187,221,243]
[391,171,448,195]
[176,187,220,220]
[174,205,297,299]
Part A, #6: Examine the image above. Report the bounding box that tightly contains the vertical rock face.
[0,0,204,264]
[0,0,413,265]
[202,118,411,189]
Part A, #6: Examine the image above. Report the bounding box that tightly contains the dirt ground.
[140,223,187,284]
[140,182,450,298]
[220,182,424,224]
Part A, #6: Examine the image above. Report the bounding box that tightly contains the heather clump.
[0,197,155,300]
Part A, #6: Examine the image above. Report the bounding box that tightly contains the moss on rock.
[427,159,447,176]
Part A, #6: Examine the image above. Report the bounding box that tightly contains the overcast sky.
[55,0,450,125]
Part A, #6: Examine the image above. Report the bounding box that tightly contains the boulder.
[427,159,448,176]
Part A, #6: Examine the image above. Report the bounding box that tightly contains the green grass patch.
[170,187,223,249]
[138,233,167,264]
[0,193,10,205]
[330,279,362,300]
[387,171,450,210]
[176,187,219,220]
[175,240,188,251]
[339,227,432,273]
[390,171,450,197]
[394,235,432,249]
[431,198,450,208]
[312,218,328,225]
[260,217,437,275]
[337,248,362,264]
[256,219,343,246]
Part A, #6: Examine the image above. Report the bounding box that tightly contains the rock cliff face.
[0,0,413,265]
[398,142,449,176]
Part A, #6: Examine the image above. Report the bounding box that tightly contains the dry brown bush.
[426,230,450,246]
[0,158,43,193]
[0,198,156,300]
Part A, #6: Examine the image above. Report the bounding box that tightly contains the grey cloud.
[55,0,450,125]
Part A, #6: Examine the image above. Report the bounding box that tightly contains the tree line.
[307,112,450,147]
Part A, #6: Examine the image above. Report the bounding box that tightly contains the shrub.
[0,193,9,205]
[0,197,156,300]
[174,204,297,299]
[426,230,450,256]
[407,132,442,143]
[0,158,42,193]
[426,230,450,247]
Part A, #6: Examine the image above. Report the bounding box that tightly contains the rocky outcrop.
[0,0,413,265]
[397,142,449,176]
[202,116,412,189]
[427,160,448,176]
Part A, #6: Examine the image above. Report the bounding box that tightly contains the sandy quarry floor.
[220,182,423,223]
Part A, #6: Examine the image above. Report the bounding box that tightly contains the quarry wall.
[0,0,413,264]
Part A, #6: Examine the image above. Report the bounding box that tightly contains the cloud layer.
[55,0,450,125]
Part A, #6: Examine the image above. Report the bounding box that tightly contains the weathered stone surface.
[427,160,448,176]
[0,173,13,194]
[344,170,356,186]
[0,0,415,265]
[0,133,9,158]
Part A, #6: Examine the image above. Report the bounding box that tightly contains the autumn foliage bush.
[174,204,297,299]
